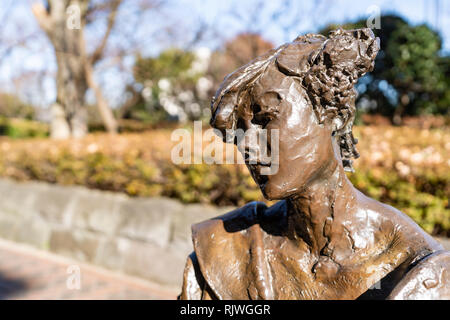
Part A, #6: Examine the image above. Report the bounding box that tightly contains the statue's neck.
[286,164,356,256]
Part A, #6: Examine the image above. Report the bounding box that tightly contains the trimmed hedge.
[0,117,49,138]
[0,125,448,236]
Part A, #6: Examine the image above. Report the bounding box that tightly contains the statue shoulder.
[191,201,269,240]
[191,200,287,240]
[388,250,450,300]
[355,189,442,252]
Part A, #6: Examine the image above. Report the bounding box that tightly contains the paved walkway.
[1,236,448,300]
[0,238,178,300]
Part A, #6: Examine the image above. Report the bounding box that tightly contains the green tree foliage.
[385,23,445,123]
[134,49,196,84]
[132,48,208,122]
[321,15,449,122]
[435,56,450,115]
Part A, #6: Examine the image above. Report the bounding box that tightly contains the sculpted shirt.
[179,201,450,300]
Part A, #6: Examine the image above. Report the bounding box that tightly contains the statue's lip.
[247,162,271,166]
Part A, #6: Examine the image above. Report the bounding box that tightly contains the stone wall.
[1,178,449,289]
[0,178,233,288]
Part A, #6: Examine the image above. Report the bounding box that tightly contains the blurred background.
[0,0,448,299]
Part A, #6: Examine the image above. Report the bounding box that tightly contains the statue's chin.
[260,182,288,201]
[261,179,308,201]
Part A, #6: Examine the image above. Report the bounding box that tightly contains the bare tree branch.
[89,0,123,64]
[31,2,52,33]
[117,85,141,119]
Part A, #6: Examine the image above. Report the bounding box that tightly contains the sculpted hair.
[211,28,379,171]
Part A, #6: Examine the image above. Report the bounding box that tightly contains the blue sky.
[0,0,448,109]
[178,0,450,52]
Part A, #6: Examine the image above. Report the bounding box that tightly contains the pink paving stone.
[0,238,178,300]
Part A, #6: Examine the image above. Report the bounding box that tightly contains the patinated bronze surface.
[179,28,450,300]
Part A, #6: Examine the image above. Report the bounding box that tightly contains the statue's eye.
[251,104,272,128]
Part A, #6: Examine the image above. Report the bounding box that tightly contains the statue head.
[210,28,379,200]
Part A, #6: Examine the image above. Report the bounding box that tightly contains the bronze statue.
[179,28,450,300]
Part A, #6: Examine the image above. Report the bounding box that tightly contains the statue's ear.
[275,37,325,77]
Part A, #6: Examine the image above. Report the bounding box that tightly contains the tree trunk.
[54,44,89,138]
[33,0,120,137]
[393,93,409,126]
[50,103,71,139]
[81,30,118,134]
[33,0,89,138]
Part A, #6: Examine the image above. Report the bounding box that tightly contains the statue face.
[238,64,339,200]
